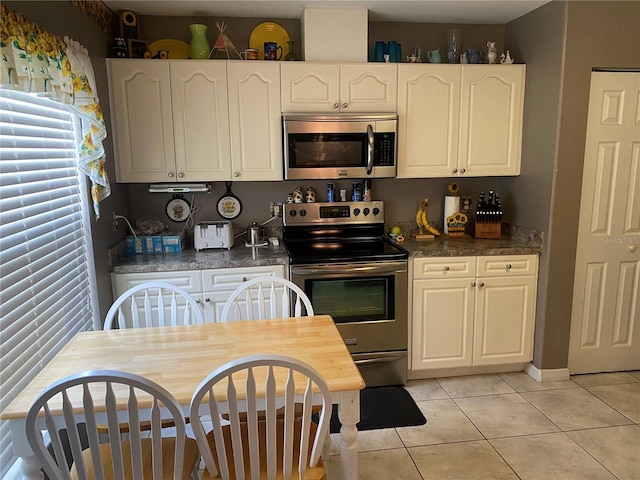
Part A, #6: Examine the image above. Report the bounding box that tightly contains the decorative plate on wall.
[148,39,190,59]
[165,194,191,222]
[249,22,290,60]
[216,182,243,219]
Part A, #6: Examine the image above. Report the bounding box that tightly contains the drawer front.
[413,257,477,279]
[112,271,202,296]
[201,265,284,292]
[477,255,538,277]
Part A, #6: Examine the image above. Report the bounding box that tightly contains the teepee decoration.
[210,22,241,59]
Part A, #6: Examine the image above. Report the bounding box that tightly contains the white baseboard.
[525,363,570,382]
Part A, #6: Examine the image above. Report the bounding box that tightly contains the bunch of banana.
[415,197,441,236]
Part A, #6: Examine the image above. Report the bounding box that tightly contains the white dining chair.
[25,369,200,480]
[189,354,332,480]
[104,281,204,330]
[220,276,314,322]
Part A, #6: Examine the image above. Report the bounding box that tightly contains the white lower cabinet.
[411,255,538,371]
[111,265,284,324]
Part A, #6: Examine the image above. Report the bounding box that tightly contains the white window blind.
[0,89,98,476]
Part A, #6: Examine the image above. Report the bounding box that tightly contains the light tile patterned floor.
[325,371,640,480]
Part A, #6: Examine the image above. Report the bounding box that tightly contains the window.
[0,90,99,475]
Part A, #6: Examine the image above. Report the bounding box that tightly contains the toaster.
[194,221,234,250]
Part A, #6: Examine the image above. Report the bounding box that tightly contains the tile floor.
[325,370,640,480]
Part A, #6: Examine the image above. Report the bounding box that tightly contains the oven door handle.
[291,263,406,276]
[354,352,406,366]
[366,124,374,176]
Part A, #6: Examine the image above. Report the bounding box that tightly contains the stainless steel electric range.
[283,201,409,387]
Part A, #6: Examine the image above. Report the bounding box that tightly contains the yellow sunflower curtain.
[1,5,110,218]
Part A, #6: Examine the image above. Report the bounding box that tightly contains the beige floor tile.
[491,432,617,479]
[396,399,483,447]
[437,374,515,398]
[410,440,518,479]
[326,447,422,480]
[567,425,640,480]
[455,393,559,438]
[571,371,640,387]
[329,428,404,455]
[522,388,632,431]
[499,372,579,392]
[587,382,640,423]
[405,378,449,401]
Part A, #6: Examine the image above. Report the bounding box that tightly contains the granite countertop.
[111,234,541,274]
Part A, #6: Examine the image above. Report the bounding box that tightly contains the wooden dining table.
[1,315,365,480]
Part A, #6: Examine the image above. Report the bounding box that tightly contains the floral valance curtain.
[0,5,110,218]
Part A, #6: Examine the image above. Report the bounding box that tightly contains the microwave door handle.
[366,124,374,175]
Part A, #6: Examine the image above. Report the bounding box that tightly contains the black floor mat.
[329,385,426,434]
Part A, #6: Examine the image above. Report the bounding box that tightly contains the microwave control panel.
[374,133,395,166]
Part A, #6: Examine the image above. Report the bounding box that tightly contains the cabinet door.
[200,265,285,323]
[107,60,176,183]
[459,65,525,176]
[227,62,283,180]
[473,275,536,366]
[281,63,340,112]
[340,64,397,112]
[170,61,231,181]
[397,65,461,178]
[412,278,474,369]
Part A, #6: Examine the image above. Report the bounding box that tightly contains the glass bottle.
[284,40,298,61]
[189,24,210,59]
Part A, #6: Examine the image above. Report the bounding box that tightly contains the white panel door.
[170,61,231,181]
[227,62,282,180]
[569,72,640,373]
[397,65,461,178]
[340,63,398,112]
[280,63,340,112]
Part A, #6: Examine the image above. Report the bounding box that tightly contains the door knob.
[233,171,240,177]
[443,266,450,271]
[168,172,175,177]
[333,103,339,109]
[452,168,458,174]
[630,245,637,252]
[460,168,466,174]
[177,172,184,178]
[341,103,348,109]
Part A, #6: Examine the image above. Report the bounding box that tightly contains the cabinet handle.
[479,282,485,288]
[460,168,466,174]
[506,264,512,269]
[443,266,450,271]
[341,102,348,109]
[333,103,339,109]
[452,168,458,174]
[195,298,202,303]
[630,245,637,252]
[168,172,175,178]
[242,277,248,282]
[204,297,210,302]
[177,172,184,178]
[233,171,240,177]
[471,281,476,287]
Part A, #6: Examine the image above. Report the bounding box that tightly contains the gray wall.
[505,0,640,370]
[3,1,131,321]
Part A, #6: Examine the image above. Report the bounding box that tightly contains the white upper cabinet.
[397,64,525,178]
[108,60,176,183]
[460,65,525,177]
[281,62,397,113]
[107,60,283,183]
[227,62,282,181]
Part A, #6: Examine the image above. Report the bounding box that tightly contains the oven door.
[283,115,397,180]
[289,261,408,354]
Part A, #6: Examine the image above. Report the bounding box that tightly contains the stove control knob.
[299,209,307,217]
[372,207,380,216]
[353,208,360,216]
[363,208,370,216]
[289,210,296,217]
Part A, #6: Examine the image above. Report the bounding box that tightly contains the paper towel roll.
[444,196,461,234]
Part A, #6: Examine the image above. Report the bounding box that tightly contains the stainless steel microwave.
[283,114,398,180]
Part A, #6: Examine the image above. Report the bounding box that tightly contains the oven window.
[288,133,365,167]
[308,277,394,323]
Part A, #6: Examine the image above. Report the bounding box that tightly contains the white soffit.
[101,0,551,24]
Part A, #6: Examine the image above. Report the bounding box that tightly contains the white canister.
[443,195,461,234]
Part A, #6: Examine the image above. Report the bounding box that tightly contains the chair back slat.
[104,281,204,329]
[220,277,314,322]
[25,370,190,480]
[189,354,331,480]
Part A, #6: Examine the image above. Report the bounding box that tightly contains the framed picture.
[128,39,148,58]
